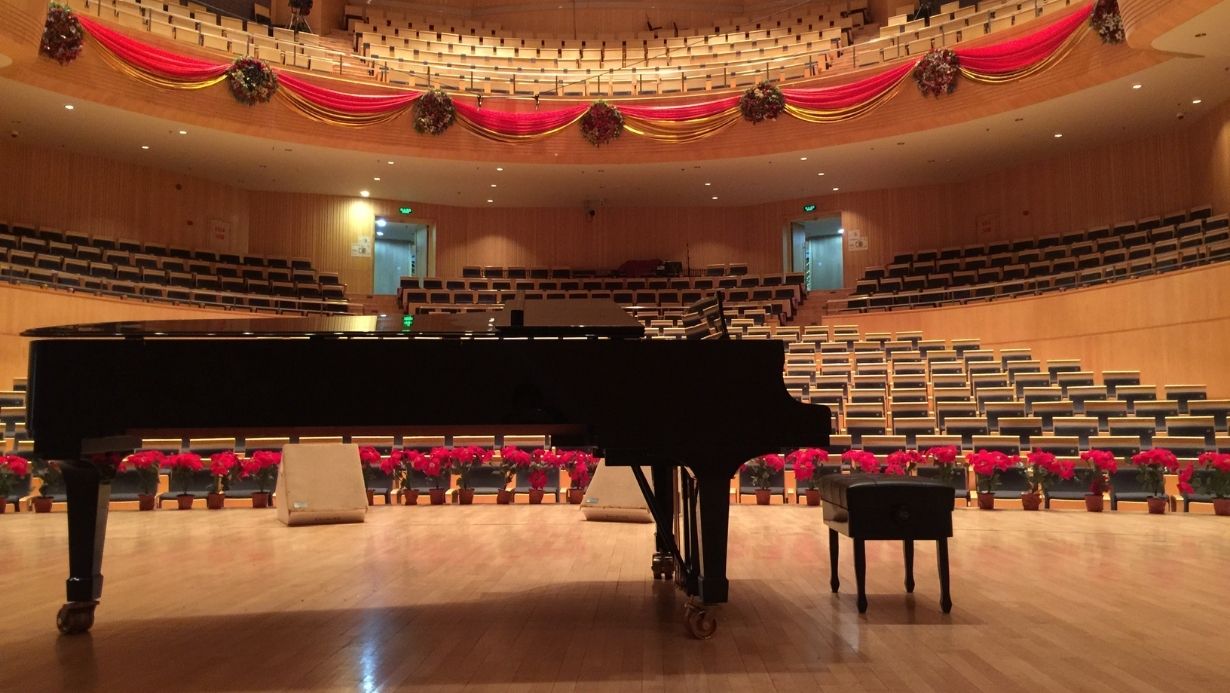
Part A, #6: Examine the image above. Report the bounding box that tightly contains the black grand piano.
[24,299,829,638]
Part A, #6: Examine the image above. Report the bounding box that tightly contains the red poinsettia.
[162,452,203,496]
[451,446,492,490]
[1080,449,1118,495]
[842,450,879,474]
[562,450,594,490]
[1023,449,1075,494]
[208,451,239,494]
[788,448,829,490]
[0,454,32,497]
[240,450,281,493]
[967,449,1019,494]
[924,446,960,465]
[742,453,785,490]
[885,450,923,476]
[1131,448,1179,497]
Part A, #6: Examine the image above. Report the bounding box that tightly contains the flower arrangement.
[742,453,785,489]
[208,451,238,493]
[527,448,561,492]
[241,450,281,493]
[0,455,31,499]
[561,450,594,490]
[738,81,786,124]
[923,445,962,482]
[1130,448,1179,498]
[120,451,164,496]
[788,448,829,491]
[885,450,922,476]
[912,49,960,98]
[967,449,1018,495]
[40,2,84,66]
[1195,452,1230,498]
[226,58,279,106]
[842,449,879,474]
[1022,449,1075,495]
[451,446,492,490]
[32,459,63,498]
[1091,0,1125,44]
[162,452,203,496]
[422,448,452,489]
[1080,449,1118,495]
[580,101,624,147]
[413,89,456,135]
[498,446,531,484]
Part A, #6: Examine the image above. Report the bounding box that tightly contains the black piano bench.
[819,474,954,614]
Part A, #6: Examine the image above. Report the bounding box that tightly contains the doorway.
[372,221,427,295]
[790,216,844,291]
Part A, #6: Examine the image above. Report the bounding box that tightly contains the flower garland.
[579,101,623,146]
[912,49,960,97]
[1090,0,1125,44]
[40,2,84,65]
[226,57,278,106]
[738,81,785,124]
[412,89,456,135]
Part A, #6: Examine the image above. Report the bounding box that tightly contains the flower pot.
[567,489,585,505]
[403,489,419,506]
[755,489,771,505]
[206,492,225,510]
[1084,493,1104,512]
[429,488,446,505]
[176,494,194,510]
[137,494,156,511]
[33,496,54,513]
[365,489,375,506]
[1214,498,1230,516]
[804,488,821,507]
[0,501,7,514]
[528,489,545,504]
[458,488,475,505]
[251,491,271,509]
[977,492,995,510]
[496,489,514,505]
[1147,496,1167,515]
[1020,492,1041,511]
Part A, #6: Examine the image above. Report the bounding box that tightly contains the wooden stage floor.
[0,504,1225,692]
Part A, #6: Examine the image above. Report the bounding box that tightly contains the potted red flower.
[842,449,879,475]
[1078,449,1117,512]
[1130,448,1179,514]
[119,451,163,511]
[162,452,202,509]
[788,448,829,506]
[561,450,595,504]
[31,459,62,512]
[207,451,238,510]
[452,446,492,505]
[923,445,962,483]
[885,450,922,476]
[497,446,531,504]
[0,455,31,514]
[1195,452,1230,515]
[423,448,452,505]
[526,448,559,504]
[742,453,785,505]
[1021,450,1075,511]
[241,450,280,508]
[391,449,424,505]
[967,449,1018,510]
[359,446,387,506]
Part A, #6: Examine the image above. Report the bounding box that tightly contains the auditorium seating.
[0,221,355,315]
[72,0,1080,96]
[830,206,1229,313]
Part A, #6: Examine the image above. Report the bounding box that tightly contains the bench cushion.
[821,474,954,540]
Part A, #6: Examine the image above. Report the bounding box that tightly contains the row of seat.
[407,272,802,292]
[458,262,754,278]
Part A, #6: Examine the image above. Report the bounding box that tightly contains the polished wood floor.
[0,504,1226,692]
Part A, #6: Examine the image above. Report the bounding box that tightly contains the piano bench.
[819,474,954,614]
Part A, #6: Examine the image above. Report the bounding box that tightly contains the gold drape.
[92,37,226,90]
[622,108,742,143]
[783,78,907,124]
[274,89,416,128]
[454,113,587,143]
[959,23,1090,84]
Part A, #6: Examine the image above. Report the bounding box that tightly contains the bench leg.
[937,538,952,614]
[903,540,915,593]
[854,538,867,614]
[828,529,840,593]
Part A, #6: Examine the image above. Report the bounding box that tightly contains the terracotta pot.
[1084,493,1104,512]
[755,489,771,505]
[805,489,821,507]
[458,488,475,505]
[429,488,446,505]
[1020,492,1041,511]
[0,501,7,514]
[175,494,194,510]
[403,489,419,506]
[528,489,545,504]
[33,496,54,513]
[977,492,995,510]
[1214,498,1230,516]
[251,491,271,509]
[137,494,156,511]
[567,489,585,505]
[496,489,514,505]
[1147,496,1167,514]
[206,492,225,510]
[365,489,375,506]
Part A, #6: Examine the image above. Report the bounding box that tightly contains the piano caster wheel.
[683,601,717,640]
[56,601,97,635]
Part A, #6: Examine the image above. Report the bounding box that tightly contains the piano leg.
[692,470,730,605]
[650,465,675,581]
[903,540,916,593]
[58,461,112,634]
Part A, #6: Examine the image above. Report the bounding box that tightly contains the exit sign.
[802,204,816,212]
[398,207,413,215]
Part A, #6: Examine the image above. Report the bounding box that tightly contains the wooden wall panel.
[1190,99,1230,216]
[836,262,1230,398]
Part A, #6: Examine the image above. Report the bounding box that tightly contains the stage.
[0,504,1224,691]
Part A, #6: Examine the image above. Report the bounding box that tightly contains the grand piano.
[24,299,829,638]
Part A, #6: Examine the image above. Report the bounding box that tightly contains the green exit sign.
[802,204,816,212]
[398,207,413,215]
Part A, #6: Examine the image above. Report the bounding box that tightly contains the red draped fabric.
[454,101,589,136]
[956,3,1093,75]
[277,73,421,113]
[781,61,916,110]
[78,16,227,82]
[618,96,741,120]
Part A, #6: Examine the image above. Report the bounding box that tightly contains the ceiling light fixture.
[64,104,74,110]
[1132,83,1142,90]
[375,218,387,228]
[799,156,808,161]
[486,199,494,203]
[359,190,370,198]
[704,182,711,186]
[496,167,504,172]
[376,231,385,237]
[817,172,825,176]
[373,176,381,181]
[140,145,150,150]
[1053,133,1063,138]
[1192,98,1202,104]
[711,196,719,200]
[490,183,497,187]
[178,130,187,135]
[387,161,395,165]
[832,187,840,191]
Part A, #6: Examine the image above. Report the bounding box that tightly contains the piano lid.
[21,299,646,339]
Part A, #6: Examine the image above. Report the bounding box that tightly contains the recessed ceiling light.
[1132,83,1142,89]
[711,196,718,200]
[373,176,381,181]
[496,167,504,172]
[486,199,494,203]
[178,130,187,135]
[817,172,825,176]
[1053,133,1063,138]
[376,231,384,237]
[832,187,840,191]
[799,156,808,161]
[387,161,395,165]
[140,145,149,150]
[359,190,370,197]
[64,104,74,110]
[375,218,387,228]
[704,182,711,186]
[1192,98,1202,104]
[490,183,497,188]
